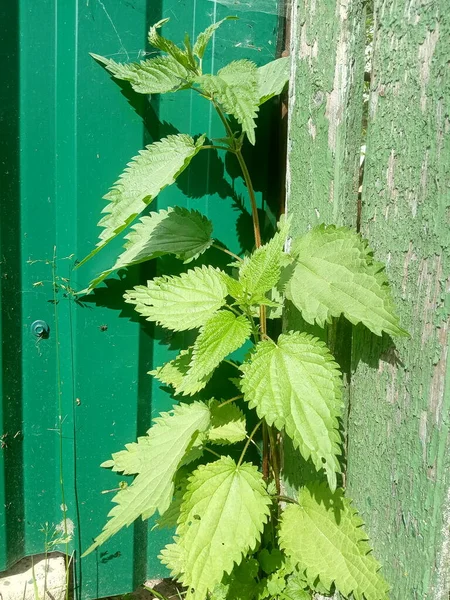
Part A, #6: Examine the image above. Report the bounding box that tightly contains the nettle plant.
[79,18,406,600]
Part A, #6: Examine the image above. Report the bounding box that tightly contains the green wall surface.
[287,0,450,598]
[0,1,284,598]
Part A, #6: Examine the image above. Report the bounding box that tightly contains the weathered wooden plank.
[286,0,366,237]
[347,1,450,598]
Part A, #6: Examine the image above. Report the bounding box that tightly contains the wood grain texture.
[286,0,450,597]
[286,0,366,237]
[347,1,450,598]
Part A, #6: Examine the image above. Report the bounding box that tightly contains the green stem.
[246,310,260,344]
[268,426,281,496]
[237,421,262,467]
[262,424,269,482]
[223,359,240,370]
[272,495,299,505]
[235,150,262,249]
[226,304,242,317]
[201,144,235,153]
[211,242,243,262]
[212,101,262,249]
[211,100,273,482]
[204,446,222,459]
[217,395,244,408]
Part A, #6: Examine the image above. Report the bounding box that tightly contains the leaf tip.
[90,53,108,65]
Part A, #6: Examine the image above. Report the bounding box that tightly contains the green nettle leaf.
[150,348,193,389]
[102,436,203,480]
[279,484,390,600]
[238,216,290,302]
[208,400,247,445]
[83,402,211,555]
[87,207,214,291]
[78,134,205,267]
[155,470,191,530]
[160,541,186,579]
[100,437,150,476]
[177,310,252,395]
[193,16,238,60]
[241,331,342,490]
[124,265,228,332]
[162,457,271,600]
[285,225,408,337]
[257,56,290,105]
[90,53,191,94]
[196,60,259,144]
[148,18,195,70]
[150,349,214,396]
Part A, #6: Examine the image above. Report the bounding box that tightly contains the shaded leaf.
[148,18,195,70]
[90,53,190,94]
[238,215,290,302]
[87,207,213,291]
[150,349,193,390]
[208,400,247,445]
[258,548,284,575]
[78,134,205,267]
[211,558,260,600]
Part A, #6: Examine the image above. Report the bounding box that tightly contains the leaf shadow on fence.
[351,324,404,371]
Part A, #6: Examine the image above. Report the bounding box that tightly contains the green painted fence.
[0,1,284,598]
[287,0,450,598]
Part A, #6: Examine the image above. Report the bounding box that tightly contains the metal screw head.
[31,320,50,339]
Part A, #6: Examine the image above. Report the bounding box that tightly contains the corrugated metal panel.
[0,1,283,598]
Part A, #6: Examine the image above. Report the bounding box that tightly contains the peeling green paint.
[286,0,366,236]
[348,1,450,598]
[286,0,450,598]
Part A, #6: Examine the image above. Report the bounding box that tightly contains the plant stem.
[262,424,269,481]
[237,421,262,467]
[235,150,262,249]
[272,495,298,505]
[246,310,260,344]
[267,426,281,496]
[201,144,235,153]
[211,242,243,262]
[218,395,243,408]
[212,101,262,249]
[226,304,243,317]
[211,100,275,485]
[223,359,240,370]
[204,446,222,459]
